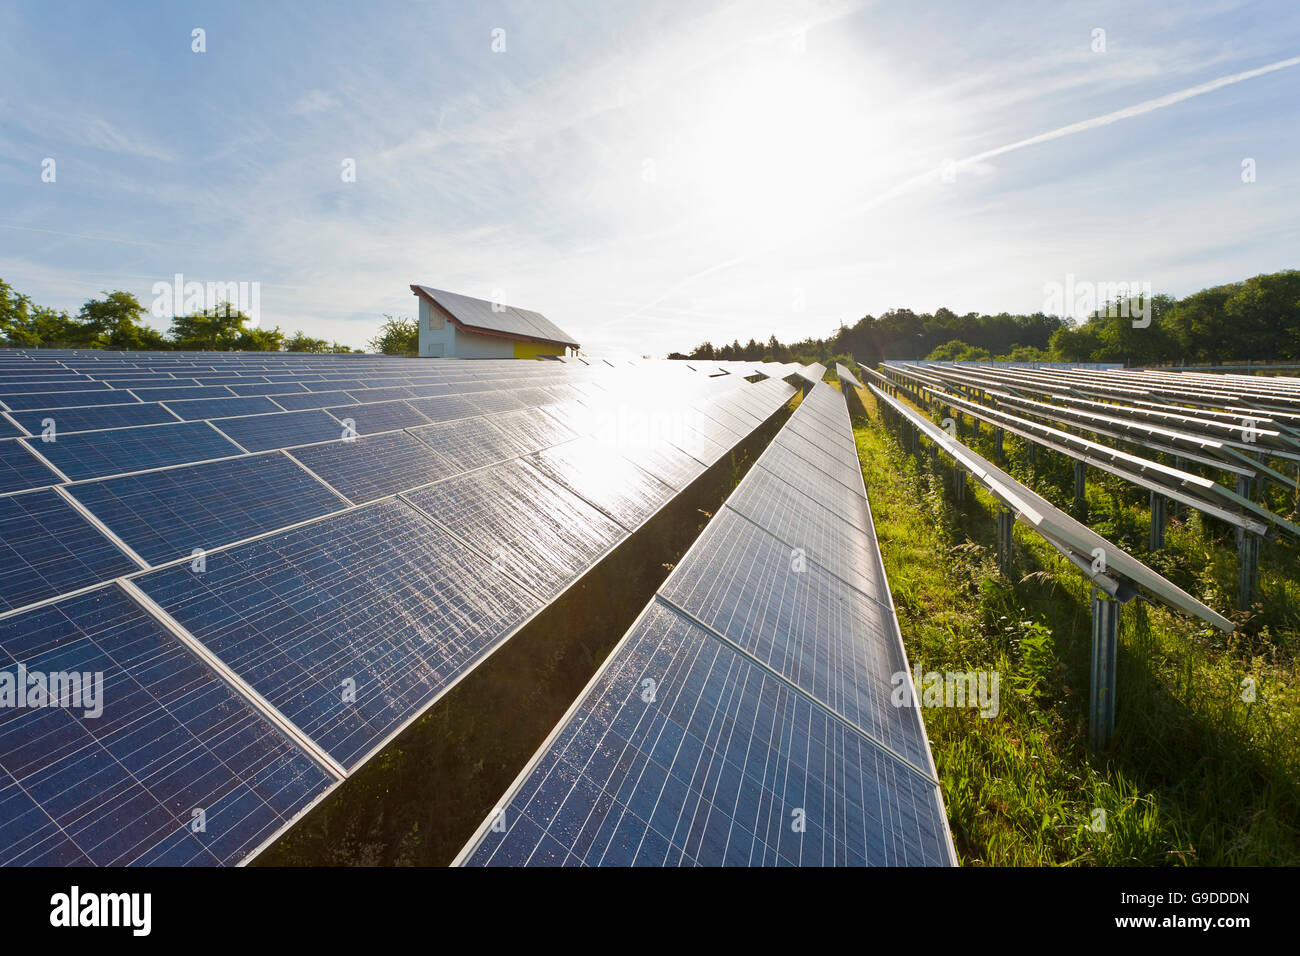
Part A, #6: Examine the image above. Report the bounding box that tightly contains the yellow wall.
[513,340,566,359]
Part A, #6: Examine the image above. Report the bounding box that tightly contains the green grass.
[845,383,1300,866]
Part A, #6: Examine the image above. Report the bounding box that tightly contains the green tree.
[78,291,168,350]
[167,302,253,350]
[367,315,419,356]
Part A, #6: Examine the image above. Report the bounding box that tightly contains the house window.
[428,307,444,331]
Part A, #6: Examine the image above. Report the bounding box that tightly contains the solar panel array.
[881,362,1300,541]
[0,348,796,865]
[457,383,956,867]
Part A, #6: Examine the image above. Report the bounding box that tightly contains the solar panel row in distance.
[0,585,334,865]
[458,383,954,866]
[9,402,180,435]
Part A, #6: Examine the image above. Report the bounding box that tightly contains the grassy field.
[842,379,1300,865]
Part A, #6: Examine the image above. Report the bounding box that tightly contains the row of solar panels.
[880,363,1300,541]
[456,383,956,866]
[0,362,796,866]
[865,375,1233,632]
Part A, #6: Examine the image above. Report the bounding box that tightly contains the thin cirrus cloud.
[0,0,1295,356]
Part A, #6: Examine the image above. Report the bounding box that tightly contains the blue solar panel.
[209,409,347,452]
[286,431,451,504]
[1,389,141,411]
[404,395,480,423]
[269,389,355,411]
[461,602,951,866]
[130,385,233,402]
[67,453,346,565]
[0,439,60,493]
[408,415,529,475]
[658,509,927,770]
[0,380,106,395]
[0,416,24,440]
[9,402,180,435]
[0,489,138,611]
[136,499,543,770]
[227,382,309,397]
[0,585,334,865]
[404,460,626,600]
[325,400,430,435]
[345,386,415,403]
[162,396,281,421]
[29,421,243,481]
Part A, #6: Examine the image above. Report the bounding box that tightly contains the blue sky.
[1,0,1297,354]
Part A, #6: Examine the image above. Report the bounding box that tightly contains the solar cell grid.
[0,439,61,494]
[0,585,333,866]
[287,430,451,504]
[408,415,529,474]
[0,489,139,611]
[163,396,281,421]
[29,421,243,482]
[136,499,543,770]
[528,437,675,531]
[210,409,348,452]
[325,399,430,435]
[404,460,626,600]
[462,602,950,866]
[67,453,346,566]
[658,509,928,770]
[2,390,142,411]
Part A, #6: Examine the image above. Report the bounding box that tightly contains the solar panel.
[658,508,927,770]
[345,386,415,403]
[725,465,879,590]
[209,409,348,452]
[270,389,356,411]
[227,382,309,397]
[0,439,60,493]
[130,385,234,403]
[467,390,528,416]
[528,438,675,531]
[135,499,543,770]
[28,421,243,481]
[459,602,951,866]
[8,402,179,435]
[404,394,481,424]
[0,489,138,611]
[0,416,25,440]
[325,400,430,435]
[404,459,626,600]
[407,415,528,474]
[1,389,142,411]
[480,407,577,456]
[67,453,346,566]
[162,396,281,421]
[0,585,334,865]
[286,431,451,504]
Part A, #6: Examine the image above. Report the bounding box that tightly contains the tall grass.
[847,384,1300,865]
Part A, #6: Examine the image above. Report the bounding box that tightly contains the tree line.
[672,270,1300,367]
[1,278,360,353]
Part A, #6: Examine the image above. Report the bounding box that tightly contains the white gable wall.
[418,297,514,358]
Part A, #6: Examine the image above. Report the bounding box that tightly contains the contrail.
[614,54,1300,328]
[963,54,1300,167]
